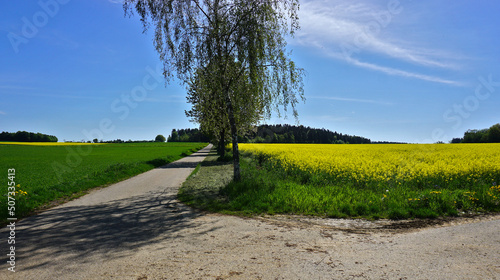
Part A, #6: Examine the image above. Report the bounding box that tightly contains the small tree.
[155,134,166,142]
[186,59,263,157]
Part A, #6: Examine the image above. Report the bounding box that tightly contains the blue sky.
[1,0,499,143]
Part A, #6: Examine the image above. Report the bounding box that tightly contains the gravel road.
[1,144,499,280]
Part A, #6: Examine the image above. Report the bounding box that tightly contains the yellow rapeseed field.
[239,143,500,189]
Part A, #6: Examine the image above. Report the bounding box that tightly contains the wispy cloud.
[295,0,462,85]
[310,95,394,106]
[344,56,462,86]
[0,111,6,115]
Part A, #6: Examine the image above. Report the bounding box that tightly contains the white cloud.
[0,111,6,115]
[295,0,462,85]
[344,56,462,86]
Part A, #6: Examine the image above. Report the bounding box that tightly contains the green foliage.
[0,142,206,222]
[155,134,166,142]
[186,58,264,156]
[217,151,234,162]
[462,123,500,143]
[124,0,305,181]
[0,131,58,142]
[167,128,210,143]
[241,124,371,144]
[488,123,500,142]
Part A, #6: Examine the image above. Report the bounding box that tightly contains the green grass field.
[1,142,207,222]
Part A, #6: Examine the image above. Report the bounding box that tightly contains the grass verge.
[180,149,500,220]
[178,149,234,212]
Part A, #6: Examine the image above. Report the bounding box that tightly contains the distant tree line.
[372,141,408,144]
[242,125,371,144]
[0,131,58,142]
[168,128,211,143]
[168,125,371,144]
[452,123,500,143]
[91,135,167,143]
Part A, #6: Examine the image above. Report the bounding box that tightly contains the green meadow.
[1,142,206,222]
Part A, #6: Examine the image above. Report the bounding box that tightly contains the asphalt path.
[1,144,212,279]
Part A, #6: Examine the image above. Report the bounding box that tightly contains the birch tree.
[124,0,305,181]
[186,58,263,157]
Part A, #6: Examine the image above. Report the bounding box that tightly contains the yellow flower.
[238,143,500,191]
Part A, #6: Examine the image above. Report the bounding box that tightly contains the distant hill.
[0,131,58,142]
[168,124,371,144]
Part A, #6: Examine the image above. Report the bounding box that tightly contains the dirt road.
[1,145,499,279]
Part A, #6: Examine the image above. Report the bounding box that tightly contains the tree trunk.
[225,91,241,181]
[214,4,239,180]
[229,116,240,181]
[218,128,225,157]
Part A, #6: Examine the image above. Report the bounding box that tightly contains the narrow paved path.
[1,145,212,279]
[1,144,499,279]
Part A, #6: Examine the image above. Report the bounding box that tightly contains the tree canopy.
[167,128,210,142]
[0,131,58,142]
[461,123,500,143]
[155,134,167,142]
[185,58,264,156]
[124,0,305,180]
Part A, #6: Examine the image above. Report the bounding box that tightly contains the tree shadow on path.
[1,188,220,272]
